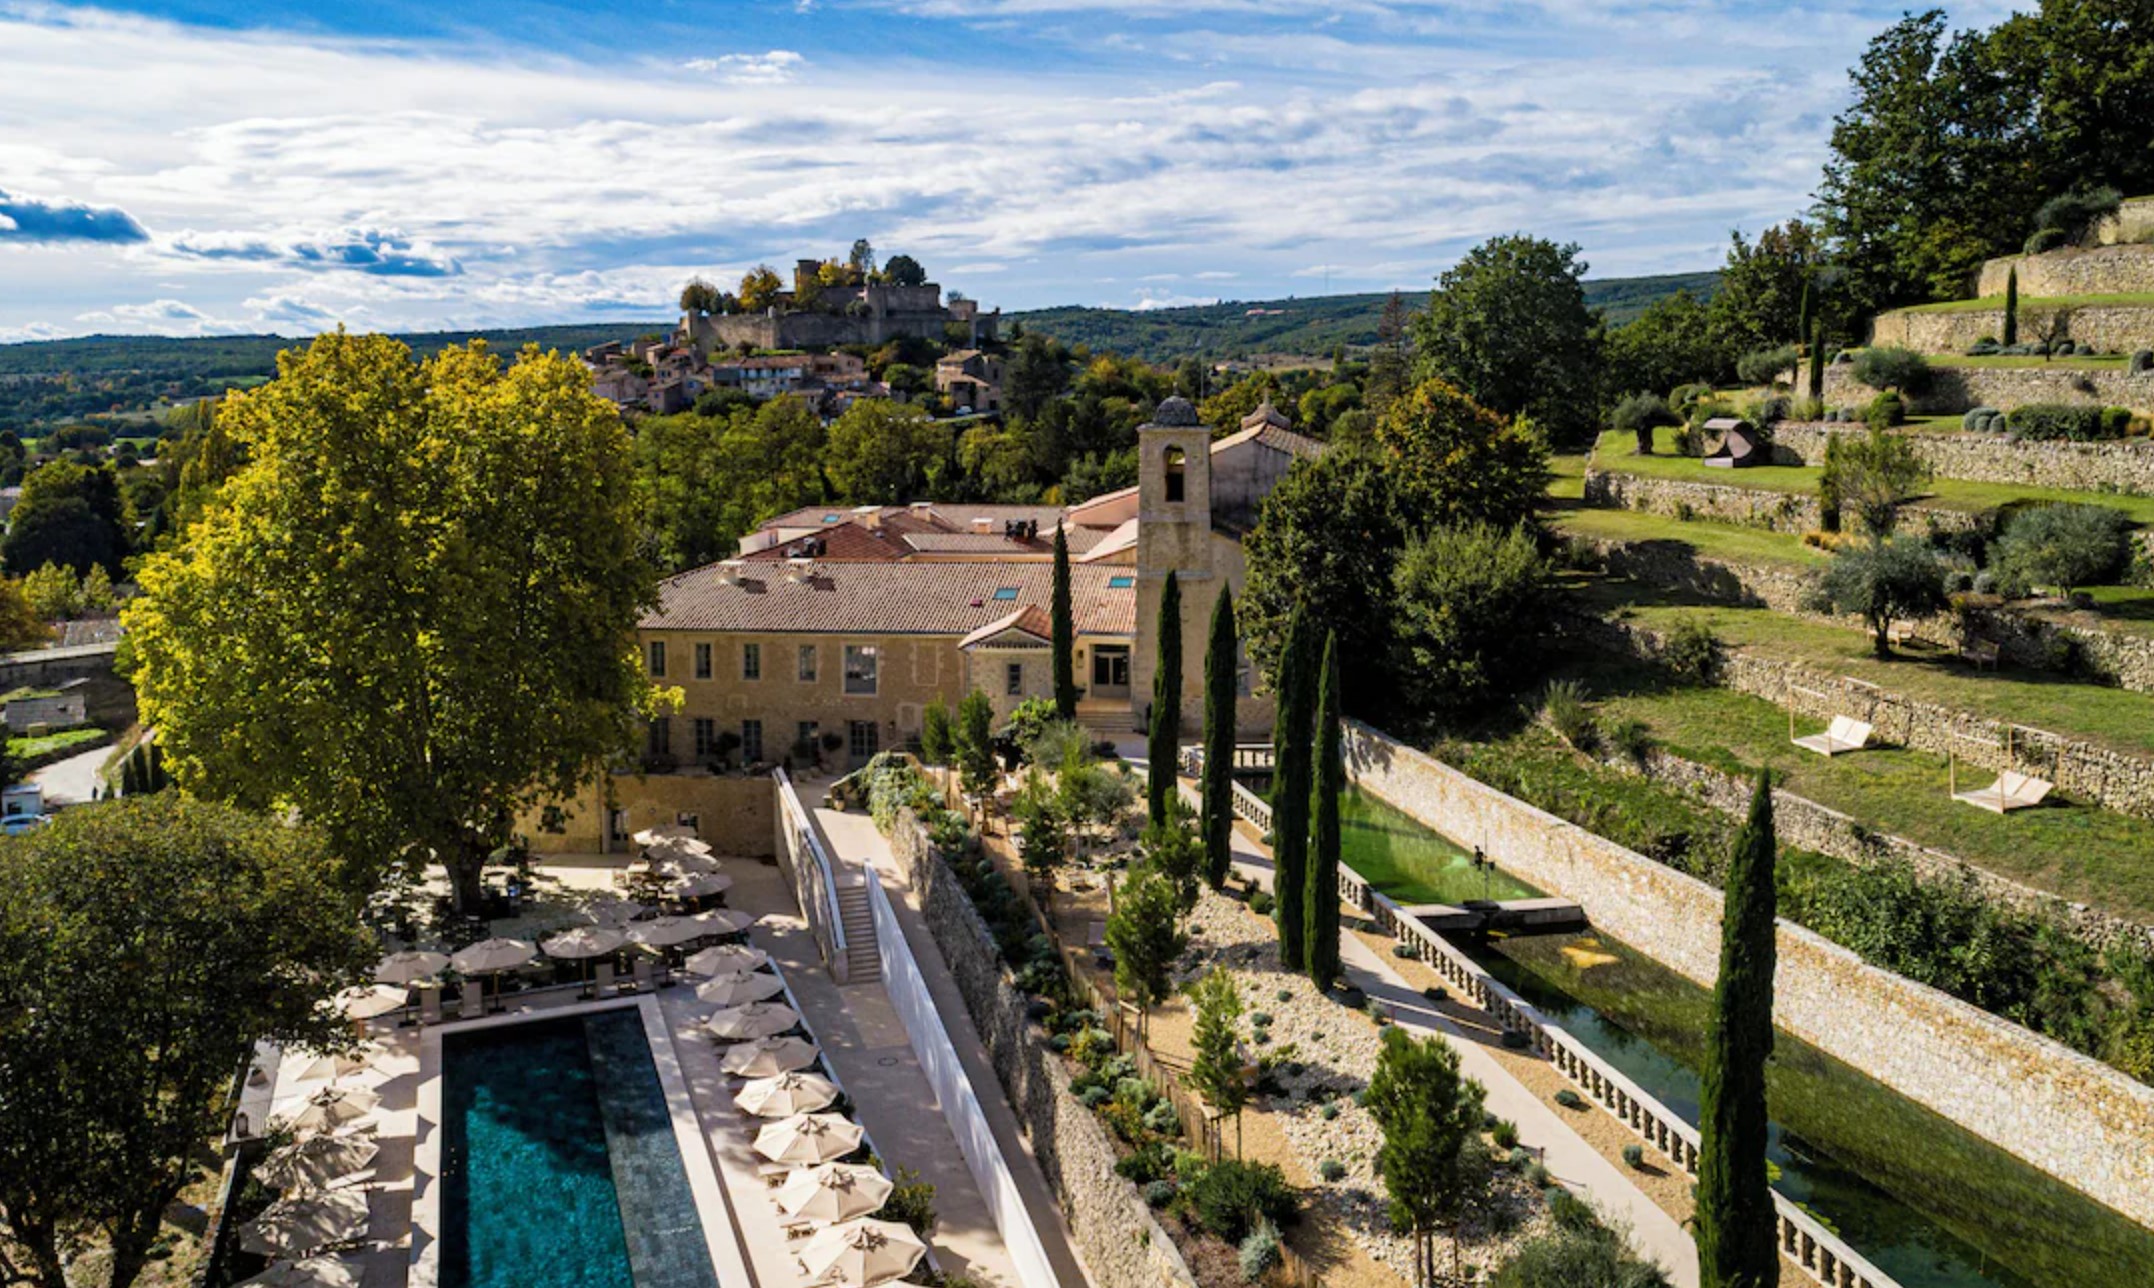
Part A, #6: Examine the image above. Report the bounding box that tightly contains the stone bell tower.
[1132,395,1214,733]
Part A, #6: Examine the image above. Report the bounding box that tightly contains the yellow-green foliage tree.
[738,264,786,312]
[123,333,666,911]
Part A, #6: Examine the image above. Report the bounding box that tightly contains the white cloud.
[682,51,806,84]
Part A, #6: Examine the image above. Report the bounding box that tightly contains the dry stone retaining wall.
[1977,243,2154,297]
[1770,420,2154,494]
[1869,305,2154,361]
[1582,466,1988,537]
[1340,721,2154,1233]
[1811,362,2154,416]
[886,808,1199,1288]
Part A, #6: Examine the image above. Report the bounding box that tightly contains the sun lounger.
[458,981,484,1020]
[1793,715,1872,757]
[1954,769,2053,814]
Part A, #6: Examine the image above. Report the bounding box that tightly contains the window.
[646,640,667,677]
[797,720,819,750]
[742,642,761,681]
[1006,661,1024,696]
[843,645,878,695]
[1108,575,1134,589]
[607,809,630,843]
[1164,445,1186,502]
[848,719,880,762]
[741,719,764,763]
[991,587,1018,601]
[693,717,716,758]
[694,642,712,680]
[647,717,672,757]
[798,644,818,683]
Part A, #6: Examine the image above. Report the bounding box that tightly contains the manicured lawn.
[1556,507,1826,569]
[1546,453,1586,502]
[1579,577,2154,760]
[1573,671,2154,925]
[1593,428,2154,524]
[2077,584,2154,638]
[1883,292,2154,314]
[9,726,106,763]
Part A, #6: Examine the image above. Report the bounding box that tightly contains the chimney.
[784,558,817,585]
[715,560,746,586]
[972,517,993,534]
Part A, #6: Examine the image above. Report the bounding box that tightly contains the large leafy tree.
[1411,234,1602,446]
[1305,630,1342,990]
[1603,291,1730,400]
[1372,378,1549,533]
[1391,524,1558,721]
[1708,220,1829,358]
[1813,536,1951,657]
[1694,772,1780,1288]
[124,333,664,911]
[1004,332,1073,421]
[1201,586,1238,889]
[1147,570,1182,821]
[0,459,129,577]
[823,398,952,502]
[1367,1027,1489,1288]
[0,796,373,1288]
[635,395,827,572]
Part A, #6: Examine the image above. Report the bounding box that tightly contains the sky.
[0,0,2013,341]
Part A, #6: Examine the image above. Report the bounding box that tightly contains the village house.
[934,349,1005,413]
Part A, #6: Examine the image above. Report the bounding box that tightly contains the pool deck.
[261,847,1033,1288]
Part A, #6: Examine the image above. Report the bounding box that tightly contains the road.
[28,741,115,808]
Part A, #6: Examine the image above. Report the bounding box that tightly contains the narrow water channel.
[1332,785,2154,1288]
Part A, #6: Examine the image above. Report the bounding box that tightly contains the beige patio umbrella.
[448,938,536,975]
[542,926,626,960]
[669,871,734,899]
[695,969,785,1007]
[752,1112,864,1166]
[287,1086,381,1136]
[373,951,450,987]
[798,1218,926,1286]
[256,1133,380,1193]
[332,984,406,1021]
[626,915,704,948]
[633,823,698,845]
[237,1191,370,1258]
[706,1001,800,1041]
[691,908,755,935]
[576,896,649,925]
[776,1163,893,1224]
[720,1035,820,1077]
[647,833,714,856]
[735,1070,838,1118]
[288,1044,381,1084]
[234,1255,362,1288]
[685,944,769,976]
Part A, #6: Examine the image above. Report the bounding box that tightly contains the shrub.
[1611,393,1680,453]
[1500,1028,1531,1049]
[1491,1118,1520,1149]
[1275,988,1293,1002]
[1604,717,1653,765]
[1619,1143,1647,1170]
[1962,406,2005,432]
[1237,1219,1282,1282]
[2032,186,2121,244]
[1741,394,1791,426]
[1735,345,1800,387]
[1078,1084,1111,1108]
[1247,889,1274,916]
[1811,536,1951,657]
[1553,1089,1585,1110]
[1540,678,1596,751]
[1968,336,2000,356]
[1864,391,1905,430]
[2007,402,2113,442]
[875,1166,939,1236]
[2131,350,2154,376]
[1320,1101,1340,1121]
[1668,382,1712,414]
[1790,396,1824,422]
[1143,1179,1176,1208]
[1116,1143,1171,1184]
[1852,346,1931,394]
[2024,227,2069,255]
[1508,1145,1535,1167]
[1661,618,1719,682]
[1250,1011,1273,1028]
[1186,1158,1296,1244]
[1392,522,1560,720]
[1318,1159,1346,1182]
[1422,984,1448,1002]
[1391,942,1416,959]
[2103,407,2134,439]
[1991,503,2134,594]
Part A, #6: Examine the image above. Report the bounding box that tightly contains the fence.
[1178,745,1276,831]
[772,767,848,981]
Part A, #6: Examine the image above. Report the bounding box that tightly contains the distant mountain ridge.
[1008,271,1720,363]
[0,323,665,377]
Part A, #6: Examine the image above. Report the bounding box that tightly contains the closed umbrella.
[287,1086,380,1136]
[691,908,755,935]
[333,984,406,1021]
[669,871,733,899]
[752,1112,864,1166]
[234,1255,362,1288]
[799,1218,926,1286]
[238,1191,370,1258]
[777,1163,894,1224]
[257,1134,380,1193]
[686,944,768,976]
[735,1071,838,1118]
[626,916,703,948]
[633,824,698,845]
[373,951,449,987]
[448,938,535,975]
[695,969,785,1007]
[706,1001,800,1041]
[720,1035,820,1077]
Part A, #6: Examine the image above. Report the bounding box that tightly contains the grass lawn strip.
[1555,508,1827,571]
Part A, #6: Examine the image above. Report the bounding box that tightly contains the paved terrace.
[254,850,1033,1288]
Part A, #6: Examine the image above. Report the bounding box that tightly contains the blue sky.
[0,0,2012,340]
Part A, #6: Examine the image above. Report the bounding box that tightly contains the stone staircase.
[836,881,880,983]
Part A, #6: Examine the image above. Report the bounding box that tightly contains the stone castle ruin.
[678,259,998,356]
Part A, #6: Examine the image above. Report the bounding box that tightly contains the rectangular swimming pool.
[439,1009,719,1288]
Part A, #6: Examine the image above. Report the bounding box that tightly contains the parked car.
[0,812,49,835]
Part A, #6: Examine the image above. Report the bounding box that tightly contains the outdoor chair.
[1962,638,2000,671]
[1954,769,2053,814]
[1793,715,1872,757]
[458,981,484,1020]
[419,989,444,1026]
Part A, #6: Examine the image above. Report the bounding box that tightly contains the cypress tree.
[2004,266,2020,347]
[1201,587,1238,889]
[1051,522,1077,720]
[1796,279,1812,350]
[1806,316,1826,402]
[1695,769,1781,1288]
[1306,630,1343,989]
[121,747,141,797]
[1147,571,1182,823]
[1270,605,1314,969]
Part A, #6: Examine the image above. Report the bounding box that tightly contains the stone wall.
[887,808,1199,1288]
[1630,747,2150,951]
[1582,467,1987,537]
[1977,244,2154,297]
[1772,420,2154,494]
[1340,721,2154,1233]
[1868,306,2154,363]
[1593,616,2154,820]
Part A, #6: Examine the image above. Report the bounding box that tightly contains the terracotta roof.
[647,560,1136,637]
[1240,400,1292,432]
[958,603,1053,649]
[1210,419,1324,460]
[743,523,908,562]
[901,532,1045,554]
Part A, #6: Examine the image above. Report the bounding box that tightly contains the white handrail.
[773,767,846,957]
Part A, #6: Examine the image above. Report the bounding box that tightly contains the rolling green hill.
[1009,271,1719,364]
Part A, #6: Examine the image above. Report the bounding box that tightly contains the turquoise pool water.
[439,1009,718,1288]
